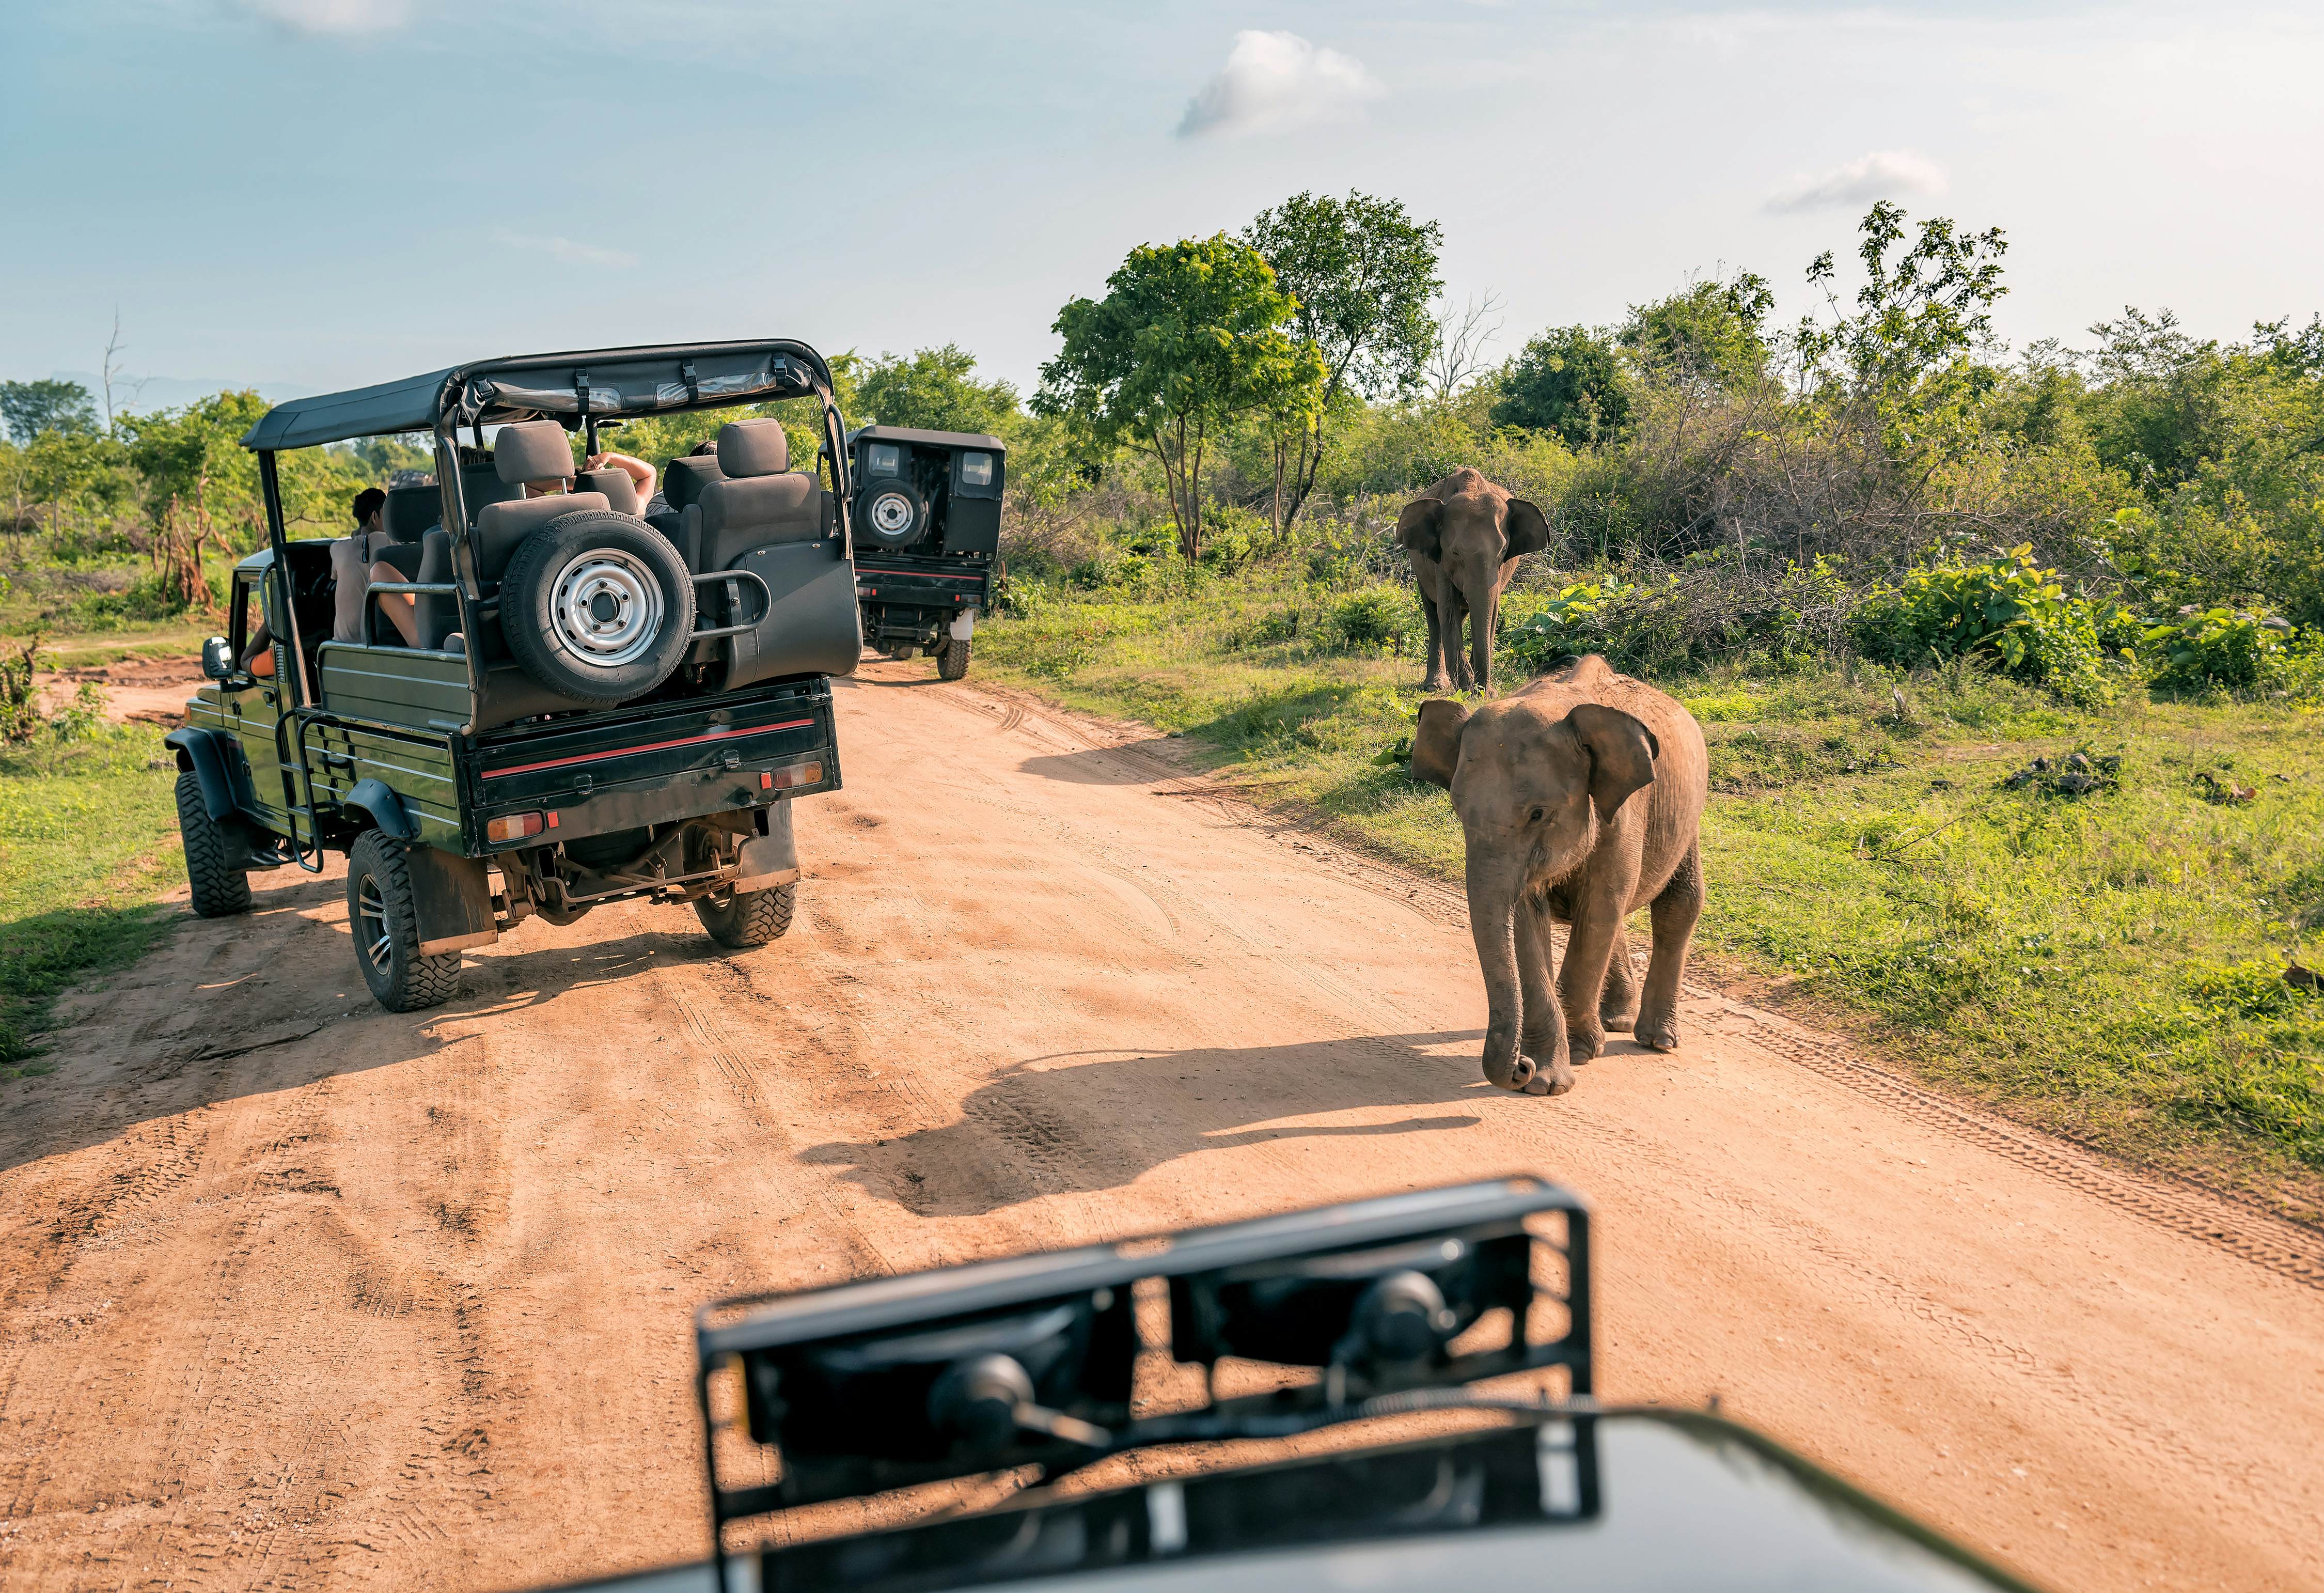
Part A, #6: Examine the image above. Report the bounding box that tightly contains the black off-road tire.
[937,634,971,680]
[858,480,924,549]
[176,771,252,918]
[499,509,696,707]
[346,830,463,1012]
[694,881,796,949]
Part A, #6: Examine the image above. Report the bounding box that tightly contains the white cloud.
[493,229,639,269]
[1764,149,1950,214]
[233,0,412,36]
[1176,30,1382,139]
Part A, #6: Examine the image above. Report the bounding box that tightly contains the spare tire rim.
[550,548,664,667]
[868,490,915,537]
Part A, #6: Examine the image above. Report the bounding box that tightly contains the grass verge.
[1,724,184,1072]
[979,575,2324,1221]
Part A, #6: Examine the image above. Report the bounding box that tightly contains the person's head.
[352,487,386,528]
[690,438,718,456]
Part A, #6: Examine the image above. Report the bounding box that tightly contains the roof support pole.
[256,450,312,708]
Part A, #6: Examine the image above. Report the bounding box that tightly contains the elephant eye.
[1528,806,1546,823]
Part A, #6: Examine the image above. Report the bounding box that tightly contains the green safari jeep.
[169,338,862,1011]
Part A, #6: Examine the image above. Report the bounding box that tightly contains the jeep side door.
[220,568,292,830]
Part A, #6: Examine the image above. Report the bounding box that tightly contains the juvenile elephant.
[1412,654,1708,1096]
[1396,468,1551,694]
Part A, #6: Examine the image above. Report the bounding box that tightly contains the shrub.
[2142,605,2297,692]
[1500,580,1637,670]
[1855,547,2106,696]
[1327,587,1421,654]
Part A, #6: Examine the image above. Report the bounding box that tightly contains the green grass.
[0,725,184,1070]
[981,574,2324,1216]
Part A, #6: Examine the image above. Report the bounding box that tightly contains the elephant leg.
[1637,841,1704,1053]
[1514,894,1573,1095]
[1417,583,1449,693]
[1600,922,1639,1032]
[1556,884,1627,1063]
[1442,587,1474,693]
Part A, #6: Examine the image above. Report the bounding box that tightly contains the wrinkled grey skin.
[1413,655,1709,1097]
[1396,468,1552,694]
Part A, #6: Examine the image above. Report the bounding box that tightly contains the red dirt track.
[1,661,2318,1591]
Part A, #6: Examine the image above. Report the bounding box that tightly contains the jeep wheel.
[500,510,696,707]
[694,881,795,949]
[346,830,463,1011]
[937,634,971,681]
[176,771,252,918]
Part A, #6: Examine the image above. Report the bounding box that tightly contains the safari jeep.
[168,339,861,1011]
[849,425,1002,679]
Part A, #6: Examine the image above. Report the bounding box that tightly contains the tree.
[1619,272,1773,388]
[855,344,1020,435]
[1425,291,1504,404]
[0,379,98,443]
[1037,234,1324,562]
[1492,326,1631,447]
[1242,191,1442,524]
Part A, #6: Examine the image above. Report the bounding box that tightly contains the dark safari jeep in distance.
[168,339,861,1011]
[850,424,1003,680]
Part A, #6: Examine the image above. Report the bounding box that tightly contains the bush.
[1855,547,2106,696]
[1327,587,1422,654]
[1500,579,1638,671]
[2142,605,2298,693]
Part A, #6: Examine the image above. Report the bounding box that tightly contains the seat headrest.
[381,483,438,543]
[574,467,640,517]
[716,417,789,478]
[663,455,727,510]
[493,420,574,485]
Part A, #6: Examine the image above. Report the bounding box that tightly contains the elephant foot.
[1635,1009,1682,1052]
[1601,1008,1638,1034]
[1523,1056,1578,1096]
[1564,1018,1606,1063]
[1422,673,1451,694]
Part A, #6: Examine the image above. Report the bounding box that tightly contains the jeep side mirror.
[202,636,235,681]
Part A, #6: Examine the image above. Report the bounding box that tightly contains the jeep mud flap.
[405,846,499,955]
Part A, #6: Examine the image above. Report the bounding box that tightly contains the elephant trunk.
[1466,850,1534,1091]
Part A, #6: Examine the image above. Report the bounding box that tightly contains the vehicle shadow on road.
[1017,743,1184,786]
[799,1028,1499,1217]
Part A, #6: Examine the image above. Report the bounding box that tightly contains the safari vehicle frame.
[168,339,860,1010]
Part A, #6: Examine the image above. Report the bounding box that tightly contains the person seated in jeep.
[331,486,390,643]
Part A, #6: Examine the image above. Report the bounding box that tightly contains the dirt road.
[3,662,2319,1592]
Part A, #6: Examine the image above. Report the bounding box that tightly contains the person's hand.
[584,451,608,471]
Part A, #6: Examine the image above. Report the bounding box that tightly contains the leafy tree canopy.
[0,379,98,443]
[1619,272,1775,388]
[1491,325,1632,448]
[1243,190,1442,405]
[856,344,1020,435]
[1037,233,1324,558]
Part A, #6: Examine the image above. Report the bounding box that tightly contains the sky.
[5,0,2322,408]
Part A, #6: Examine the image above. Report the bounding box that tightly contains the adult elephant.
[1411,655,1708,1097]
[1396,467,1551,694]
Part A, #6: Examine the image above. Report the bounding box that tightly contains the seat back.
[473,491,613,581]
[381,483,438,544]
[575,467,640,517]
[462,462,521,520]
[689,418,820,572]
[413,529,459,652]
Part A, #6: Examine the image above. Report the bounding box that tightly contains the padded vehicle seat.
[575,467,641,517]
[472,421,607,580]
[687,418,819,572]
[381,482,438,544]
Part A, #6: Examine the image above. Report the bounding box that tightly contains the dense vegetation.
[3,194,2318,1204]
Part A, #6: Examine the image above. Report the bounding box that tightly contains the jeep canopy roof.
[239,339,839,452]
[854,424,1004,451]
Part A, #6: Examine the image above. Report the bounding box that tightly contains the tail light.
[486,810,546,844]
[764,762,823,791]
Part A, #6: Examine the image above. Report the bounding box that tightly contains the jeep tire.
[176,771,253,918]
[937,633,971,681]
[500,510,696,707]
[694,881,796,949]
[347,829,463,1011]
[858,480,924,549]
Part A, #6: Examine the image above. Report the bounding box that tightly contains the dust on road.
[1,661,2318,1592]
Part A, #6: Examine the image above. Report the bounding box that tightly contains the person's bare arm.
[587,450,656,505]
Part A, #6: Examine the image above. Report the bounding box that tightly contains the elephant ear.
[1504,498,1551,558]
[1565,703,1660,819]
[1410,697,1470,788]
[1395,497,1444,562]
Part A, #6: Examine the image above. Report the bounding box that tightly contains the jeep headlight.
[960,451,993,487]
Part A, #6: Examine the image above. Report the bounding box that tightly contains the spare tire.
[499,510,696,706]
[858,479,924,548]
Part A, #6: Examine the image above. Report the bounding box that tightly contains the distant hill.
[45,370,318,413]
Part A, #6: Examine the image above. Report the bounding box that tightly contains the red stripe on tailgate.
[483,719,816,779]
